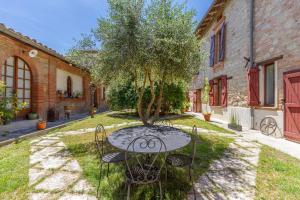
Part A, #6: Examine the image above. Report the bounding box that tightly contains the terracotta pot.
[204,114,211,122]
[37,121,47,130]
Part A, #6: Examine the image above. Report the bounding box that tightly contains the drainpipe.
[250,0,255,129]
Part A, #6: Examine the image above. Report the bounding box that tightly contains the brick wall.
[192,0,251,107]
[0,33,97,120]
[255,0,300,108]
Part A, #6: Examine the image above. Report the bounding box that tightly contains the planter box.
[228,123,242,131]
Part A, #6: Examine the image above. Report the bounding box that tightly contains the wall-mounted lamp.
[22,49,38,58]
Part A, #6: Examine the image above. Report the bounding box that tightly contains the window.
[209,75,227,107]
[264,63,275,106]
[67,76,72,97]
[1,56,31,108]
[209,17,226,68]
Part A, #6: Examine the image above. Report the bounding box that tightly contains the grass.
[0,140,30,200]
[58,111,138,131]
[255,145,300,200]
[170,115,233,134]
[62,127,233,200]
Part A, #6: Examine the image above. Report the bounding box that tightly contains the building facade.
[191,0,300,142]
[0,24,107,120]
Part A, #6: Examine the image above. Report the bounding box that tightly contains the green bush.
[107,80,187,113]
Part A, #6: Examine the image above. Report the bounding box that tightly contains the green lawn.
[58,111,139,131]
[0,140,30,200]
[62,126,233,200]
[256,145,300,200]
[170,115,233,134]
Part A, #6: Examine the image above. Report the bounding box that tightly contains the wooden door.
[196,89,201,113]
[192,91,197,112]
[284,70,300,142]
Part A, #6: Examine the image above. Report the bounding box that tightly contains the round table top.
[108,125,191,153]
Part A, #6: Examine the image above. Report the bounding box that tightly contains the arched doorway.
[1,56,31,118]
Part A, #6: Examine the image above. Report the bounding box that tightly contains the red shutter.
[209,80,215,106]
[247,67,260,106]
[221,75,227,107]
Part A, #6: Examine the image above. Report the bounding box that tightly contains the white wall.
[56,69,83,93]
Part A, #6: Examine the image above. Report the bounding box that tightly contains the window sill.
[253,106,280,111]
[212,62,224,72]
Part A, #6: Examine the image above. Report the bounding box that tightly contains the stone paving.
[29,135,96,200]
[188,136,261,200]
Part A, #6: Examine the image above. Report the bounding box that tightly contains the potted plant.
[228,113,242,131]
[202,78,211,121]
[37,119,47,130]
[28,112,38,120]
[90,107,97,118]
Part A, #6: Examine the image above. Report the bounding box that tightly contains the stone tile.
[30,147,65,165]
[58,193,97,200]
[34,139,59,146]
[61,160,82,172]
[29,192,54,200]
[30,138,41,144]
[72,179,94,193]
[35,171,80,191]
[209,157,253,171]
[53,142,66,147]
[41,136,60,140]
[29,168,51,186]
[194,175,216,192]
[30,145,45,153]
[35,156,69,170]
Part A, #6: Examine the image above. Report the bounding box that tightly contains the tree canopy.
[68,0,203,124]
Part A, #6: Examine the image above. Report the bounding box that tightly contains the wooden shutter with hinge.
[221,75,227,107]
[247,67,260,106]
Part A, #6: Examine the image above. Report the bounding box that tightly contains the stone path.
[29,135,96,200]
[188,136,261,200]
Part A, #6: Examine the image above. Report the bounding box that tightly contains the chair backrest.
[125,135,167,184]
[95,124,107,159]
[190,125,199,165]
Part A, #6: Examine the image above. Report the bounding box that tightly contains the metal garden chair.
[124,135,167,200]
[94,124,126,199]
[165,125,199,199]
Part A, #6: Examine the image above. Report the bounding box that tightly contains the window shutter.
[221,75,227,107]
[247,67,260,106]
[209,35,215,67]
[219,23,226,62]
[209,80,215,106]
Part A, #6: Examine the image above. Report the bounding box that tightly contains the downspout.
[250,0,255,129]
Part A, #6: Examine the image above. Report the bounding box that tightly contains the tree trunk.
[153,81,164,121]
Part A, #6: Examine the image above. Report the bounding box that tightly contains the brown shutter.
[209,80,215,106]
[247,67,260,106]
[209,35,215,67]
[219,23,226,62]
[221,75,227,107]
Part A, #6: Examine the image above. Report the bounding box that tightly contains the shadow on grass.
[64,130,232,200]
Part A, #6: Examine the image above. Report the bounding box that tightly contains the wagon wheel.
[260,117,277,136]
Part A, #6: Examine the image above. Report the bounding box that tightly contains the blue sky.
[0,0,213,54]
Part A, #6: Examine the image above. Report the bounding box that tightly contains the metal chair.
[124,135,167,200]
[165,125,199,199]
[94,124,126,199]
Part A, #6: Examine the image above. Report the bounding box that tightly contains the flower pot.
[37,121,47,130]
[203,113,211,122]
[28,113,38,120]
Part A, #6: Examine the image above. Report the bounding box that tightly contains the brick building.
[0,24,107,120]
[191,0,300,141]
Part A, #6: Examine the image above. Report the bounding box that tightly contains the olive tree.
[68,0,202,125]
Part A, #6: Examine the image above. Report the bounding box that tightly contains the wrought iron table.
[108,125,191,153]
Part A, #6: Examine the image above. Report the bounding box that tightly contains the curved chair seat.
[166,153,192,167]
[125,165,160,183]
[102,152,126,163]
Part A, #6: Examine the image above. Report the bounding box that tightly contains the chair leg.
[97,162,103,199]
[127,184,131,200]
[159,181,163,200]
[188,166,192,181]
[189,166,196,200]
[165,165,168,182]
